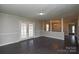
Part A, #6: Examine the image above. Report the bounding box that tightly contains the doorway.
[68,24,78,50]
[69,24,76,35]
[21,23,34,39]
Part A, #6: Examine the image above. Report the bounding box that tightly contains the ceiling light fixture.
[39,12,45,15]
[38,12,45,16]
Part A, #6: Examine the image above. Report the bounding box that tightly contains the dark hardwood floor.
[0,36,78,54]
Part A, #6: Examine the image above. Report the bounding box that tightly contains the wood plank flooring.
[0,36,78,54]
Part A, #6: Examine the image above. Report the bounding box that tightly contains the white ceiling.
[0,4,79,20]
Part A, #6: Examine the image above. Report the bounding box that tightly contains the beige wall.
[40,19,64,40]
[40,18,78,36]
[40,19,61,32]
[77,17,79,44]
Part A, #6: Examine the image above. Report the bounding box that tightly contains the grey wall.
[0,13,20,46]
[0,13,41,46]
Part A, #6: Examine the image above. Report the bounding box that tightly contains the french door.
[21,23,34,39]
[29,24,34,37]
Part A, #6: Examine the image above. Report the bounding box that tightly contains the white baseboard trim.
[0,35,64,47]
[0,40,21,47]
[0,36,41,47]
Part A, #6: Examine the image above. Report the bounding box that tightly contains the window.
[21,23,27,38]
[29,24,33,37]
[46,24,49,31]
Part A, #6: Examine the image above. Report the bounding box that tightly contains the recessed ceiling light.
[38,12,45,15]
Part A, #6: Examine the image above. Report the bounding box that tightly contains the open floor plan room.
[0,4,79,54]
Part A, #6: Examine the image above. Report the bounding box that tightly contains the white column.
[61,18,63,32]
